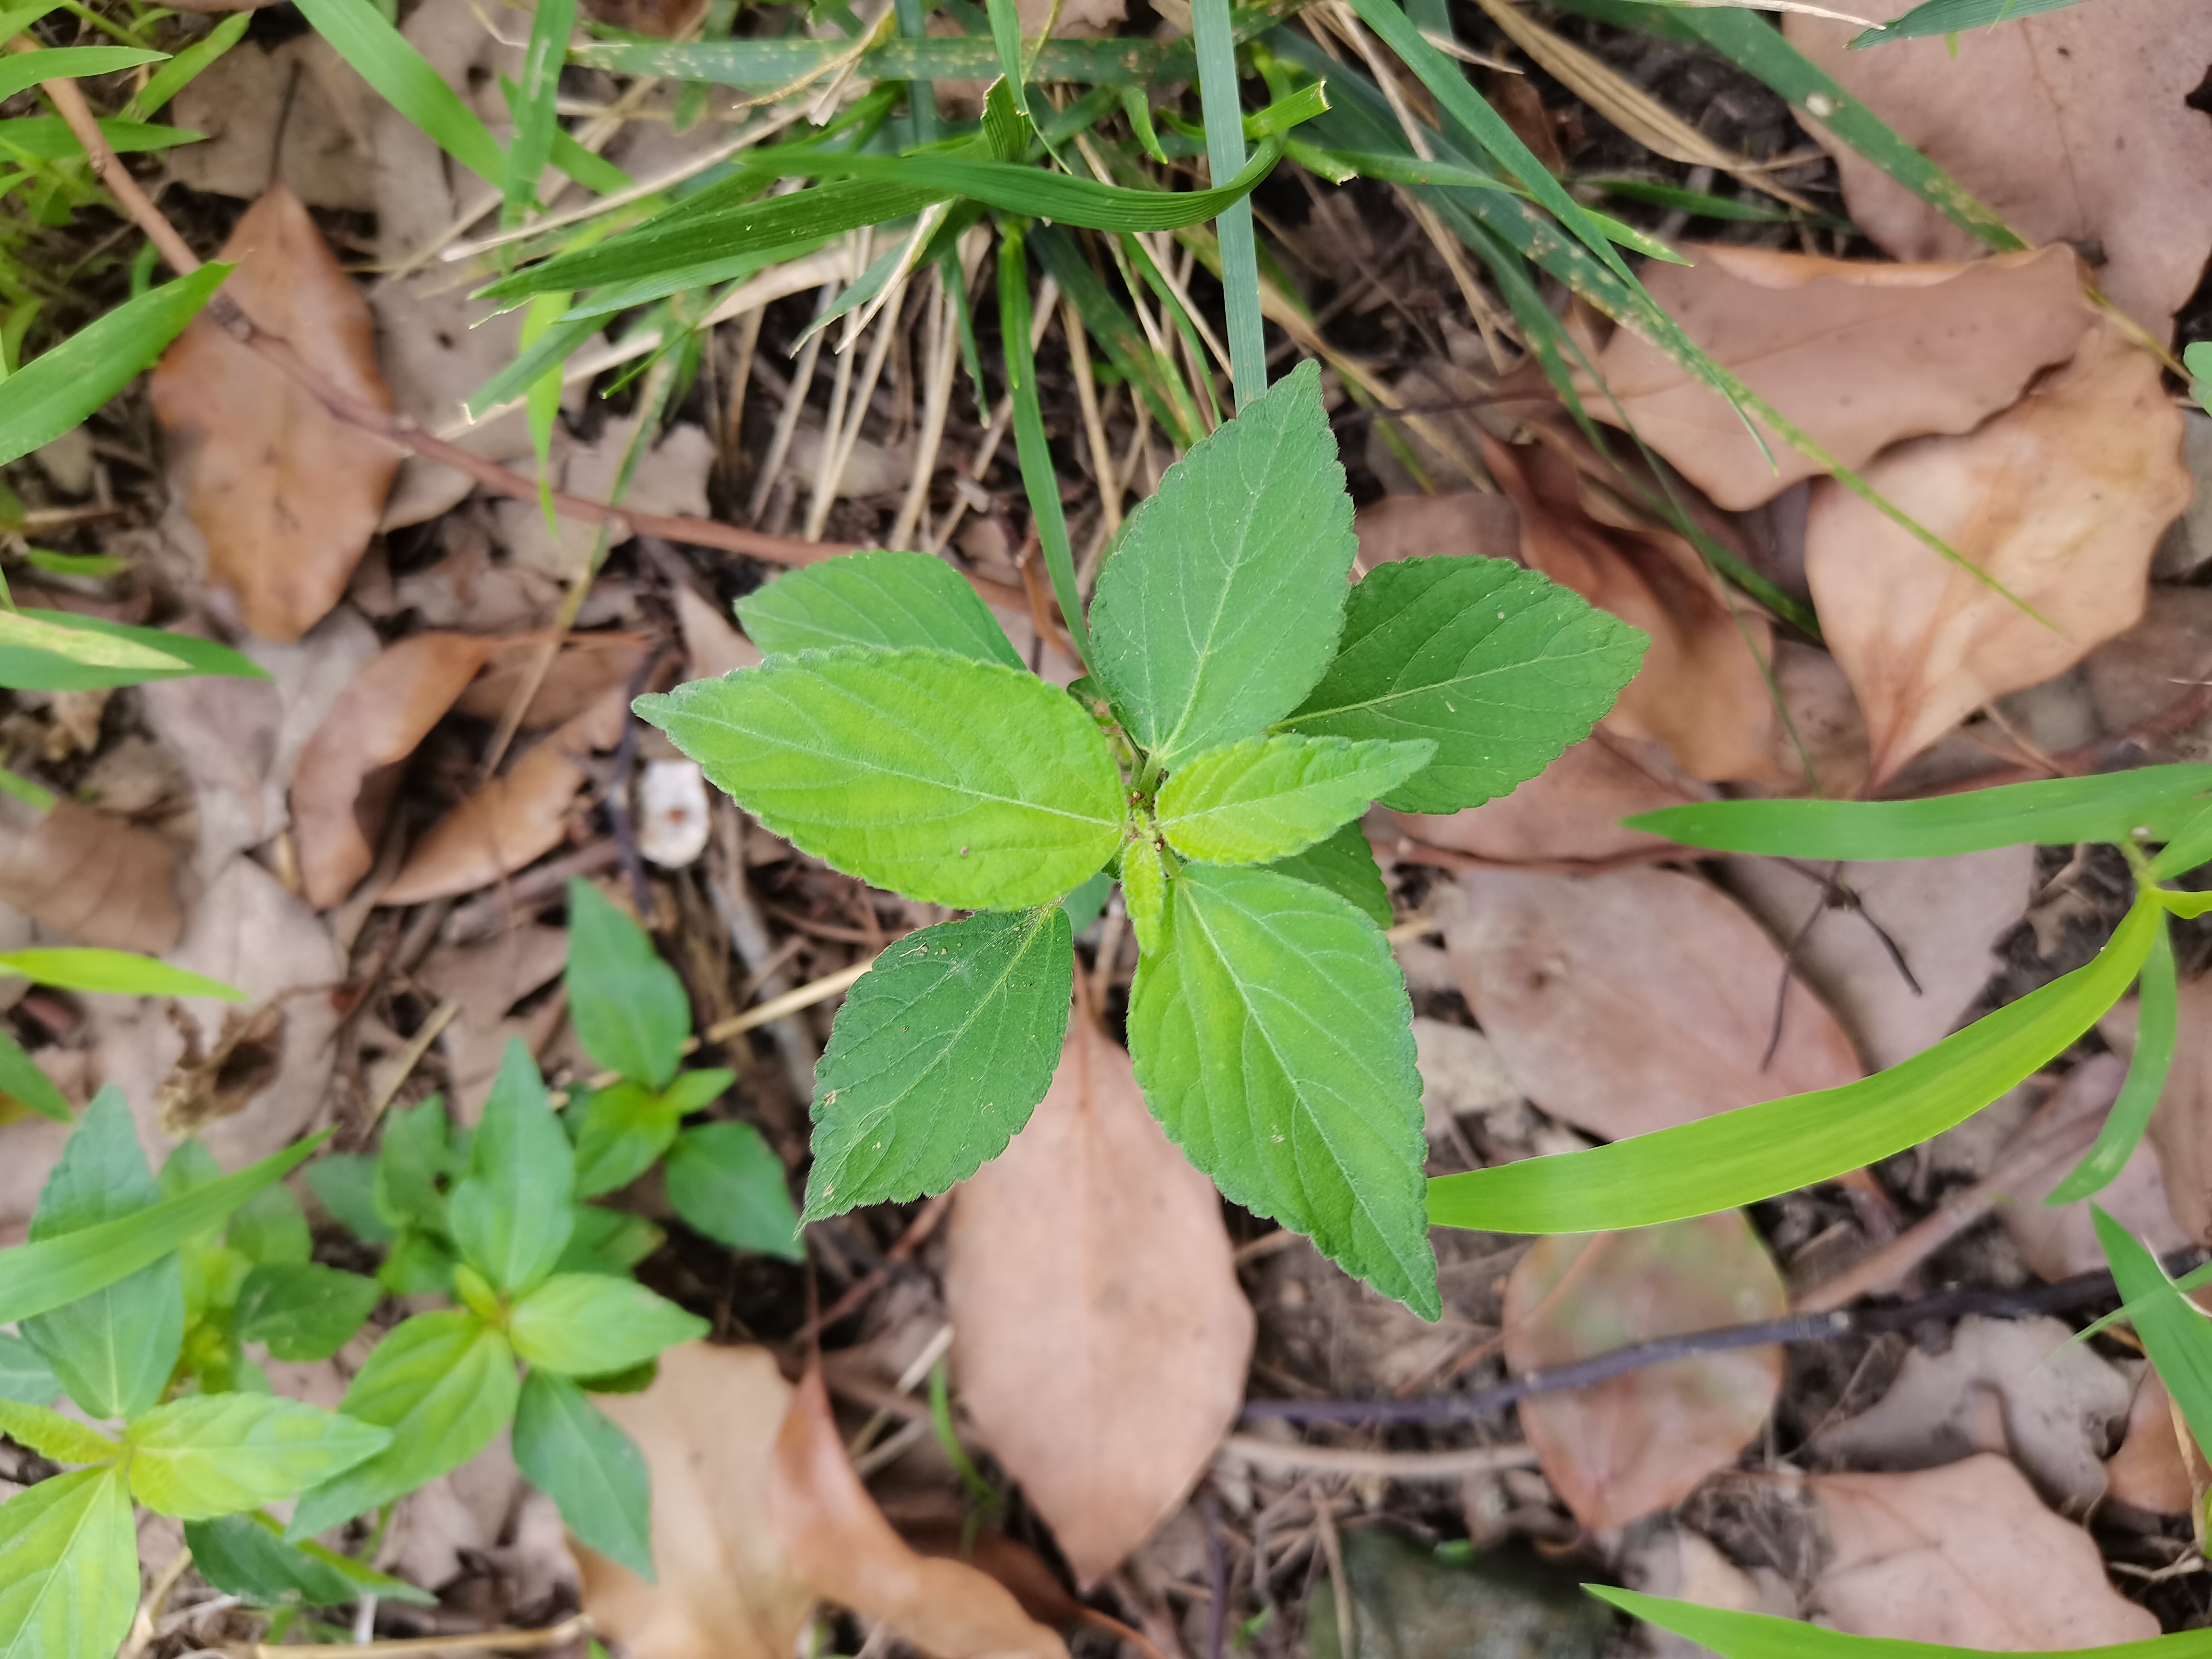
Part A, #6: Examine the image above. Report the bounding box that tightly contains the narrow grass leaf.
[127,10,249,119]
[503,0,576,226]
[0,948,246,1001]
[0,610,266,693]
[0,47,163,105]
[999,225,1087,666]
[2096,1208,2212,1477]
[2051,915,2176,1205]
[294,0,505,185]
[1852,0,2087,47]
[1191,0,1264,405]
[739,549,1022,668]
[1589,1588,2212,1659]
[0,1029,69,1123]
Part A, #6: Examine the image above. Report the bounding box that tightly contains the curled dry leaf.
[1806,320,2188,785]
[1392,731,1707,866]
[1504,1215,1786,1532]
[2105,1372,2193,1517]
[0,793,180,952]
[945,1015,1254,1589]
[451,634,651,730]
[1808,1456,2159,1645]
[149,183,400,643]
[1435,867,1861,1143]
[289,632,498,908]
[1785,0,2212,340]
[1591,246,2091,511]
[2084,584,2212,736]
[165,35,380,210]
[1481,433,1775,782]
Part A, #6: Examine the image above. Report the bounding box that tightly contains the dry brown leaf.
[1804,320,2188,785]
[945,1016,1254,1590]
[1591,246,2092,511]
[1392,730,1707,865]
[673,584,763,681]
[2136,974,2212,1248]
[290,632,498,909]
[1808,1457,2159,1645]
[770,1365,1070,1659]
[150,184,400,643]
[452,634,651,729]
[0,793,180,952]
[1483,433,1776,781]
[2106,1372,2193,1516]
[1435,867,1861,1142]
[1784,0,2212,340]
[164,35,380,210]
[1353,491,1521,573]
[1504,1215,1786,1532]
[2084,585,2212,736]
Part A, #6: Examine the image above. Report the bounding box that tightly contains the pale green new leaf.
[666,1123,802,1259]
[565,880,690,1089]
[124,1394,392,1518]
[286,1312,519,1538]
[0,1399,115,1465]
[1428,894,2161,1234]
[1263,821,1392,929]
[1089,361,1357,770]
[737,550,1022,669]
[1156,734,1434,866]
[637,649,1125,910]
[511,1370,653,1580]
[1129,863,1436,1316]
[1279,556,1646,814]
[1122,833,1169,955]
[1590,1587,2212,1659]
[507,1274,708,1376]
[804,907,1073,1219]
[0,1466,135,1659]
[0,948,245,1002]
[2096,1209,2212,1481]
[447,1040,575,1296]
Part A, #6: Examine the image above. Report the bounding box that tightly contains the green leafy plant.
[640,360,1647,1316]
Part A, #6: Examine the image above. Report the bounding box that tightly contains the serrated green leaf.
[665,1123,804,1259]
[571,1082,683,1200]
[737,550,1022,668]
[287,1312,519,1539]
[124,1394,392,1518]
[235,1263,381,1362]
[2096,1209,2212,1481]
[508,1274,708,1376]
[1262,820,1393,929]
[803,908,1073,1219]
[226,1183,311,1267]
[1279,556,1646,814]
[20,1090,184,1419]
[0,1030,67,1123]
[1156,734,1434,866]
[184,1512,431,1609]
[0,1465,135,1659]
[1122,833,1169,956]
[0,948,245,1001]
[512,1370,654,1580]
[1090,361,1357,771]
[0,1400,115,1464]
[557,1204,663,1277]
[0,1336,57,1407]
[448,1041,575,1296]
[566,881,692,1089]
[637,649,1125,910]
[1129,862,1436,1316]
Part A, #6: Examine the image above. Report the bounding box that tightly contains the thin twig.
[1223,1434,1539,1479]
[223,1614,590,1658]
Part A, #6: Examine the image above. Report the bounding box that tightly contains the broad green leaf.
[737,550,1022,669]
[0,1399,116,1464]
[507,1274,708,1376]
[184,1513,430,1609]
[0,948,246,1002]
[512,1370,654,1580]
[1589,1587,2212,1659]
[448,1041,575,1295]
[2096,1209,2212,1479]
[2052,915,2176,1205]
[565,880,691,1088]
[803,908,1072,1219]
[226,1183,311,1267]
[286,1312,519,1539]
[1429,893,2161,1233]
[1123,833,1169,956]
[1262,820,1393,929]
[1279,557,1646,814]
[20,1090,184,1419]
[665,1123,804,1259]
[304,1154,391,1244]
[0,47,164,107]
[1089,361,1357,771]
[1852,0,2084,46]
[557,1205,663,1276]
[0,1131,322,1328]
[0,1335,58,1407]
[637,649,1125,910]
[372,1095,459,1235]
[1129,862,1437,1316]
[1631,765,2212,860]
[0,1030,67,1123]
[124,1394,392,1518]
[293,0,504,184]
[1156,734,1434,866]
[0,612,180,677]
[0,266,227,471]
[571,1083,682,1200]
[0,1465,135,1659]
[235,1263,381,1361]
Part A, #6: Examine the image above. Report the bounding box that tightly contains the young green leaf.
[2095,1209,2212,1479]
[0,1335,58,1407]
[565,880,691,1089]
[183,1513,431,1609]
[736,550,1023,668]
[1262,820,1393,929]
[572,1083,682,1200]
[1429,893,2163,1234]
[2052,916,2177,1205]
[226,1183,312,1267]
[511,1370,654,1580]
[124,1395,392,1518]
[235,1263,381,1361]
[666,1122,805,1259]
[372,1095,459,1236]
[637,649,1125,910]
[0,266,228,471]
[1089,361,1358,771]
[286,1311,520,1539]
[1129,862,1437,1316]
[447,1041,576,1296]
[1278,557,1647,814]
[0,948,245,1002]
[1122,833,1169,955]
[803,908,1073,1219]
[0,1399,117,1465]
[1155,734,1435,866]
[558,1204,663,1277]
[507,1274,709,1376]
[0,1465,136,1659]
[0,1030,68,1124]
[19,1090,184,1420]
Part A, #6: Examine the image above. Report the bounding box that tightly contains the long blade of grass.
[0,46,164,105]
[998,224,1088,666]
[570,31,1203,85]
[1191,0,1266,407]
[2049,913,2175,1204]
[2096,1208,2212,1472]
[1592,1587,2212,1659]
[503,0,578,228]
[1851,0,2085,46]
[125,10,249,120]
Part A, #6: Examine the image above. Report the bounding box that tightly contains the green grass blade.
[998,225,1088,667]
[1191,0,1265,407]
[504,0,577,228]
[570,31,1200,85]
[0,46,164,105]
[126,10,249,120]
[1592,1587,2212,1659]
[895,0,938,146]
[2096,1208,2212,1473]
[2150,797,2212,879]
[2049,914,2174,1205]
[1428,895,2160,1234]
[1852,0,2085,46]
[986,0,1029,118]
